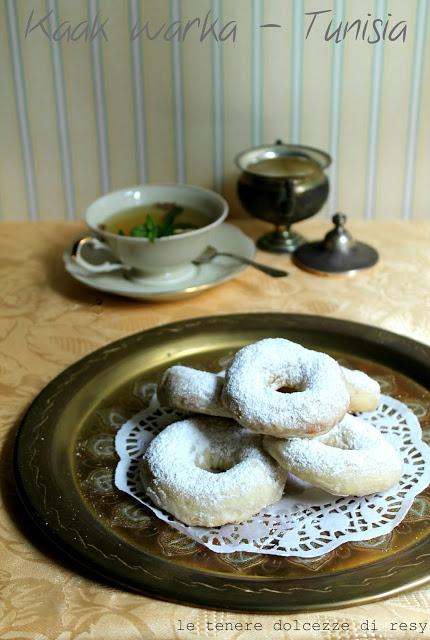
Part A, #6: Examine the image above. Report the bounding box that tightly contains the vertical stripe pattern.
[364,0,387,220]
[170,0,186,183]
[251,0,263,146]
[1,1,430,220]
[211,0,224,193]
[290,0,304,144]
[5,0,38,220]
[402,0,429,220]
[327,0,345,217]
[88,0,110,194]
[129,0,148,184]
[47,0,76,219]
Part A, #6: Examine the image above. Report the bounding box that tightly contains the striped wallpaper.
[1,0,429,221]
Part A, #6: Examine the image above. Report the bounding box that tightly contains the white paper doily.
[114,388,430,558]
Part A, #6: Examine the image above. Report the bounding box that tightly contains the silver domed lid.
[293,213,379,276]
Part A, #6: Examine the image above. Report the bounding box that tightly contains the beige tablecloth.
[1,219,430,640]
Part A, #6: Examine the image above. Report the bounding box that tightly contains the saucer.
[63,223,256,301]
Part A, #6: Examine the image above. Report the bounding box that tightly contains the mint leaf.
[159,205,183,237]
[130,224,147,237]
[144,215,158,242]
[127,207,184,241]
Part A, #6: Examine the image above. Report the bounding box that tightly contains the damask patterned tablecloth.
[1,219,430,640]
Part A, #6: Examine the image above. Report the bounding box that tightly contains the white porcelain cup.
[72,184,229,283]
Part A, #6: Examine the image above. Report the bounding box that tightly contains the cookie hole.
[277,386,299,394]
[196,460,234,474]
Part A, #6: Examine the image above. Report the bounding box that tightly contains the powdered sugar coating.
[264,414,402,496]
[341,367,381,412]
[140,416,287,526]
[157,365,231,417]
[222,338,350,437]
[158,362,381,421]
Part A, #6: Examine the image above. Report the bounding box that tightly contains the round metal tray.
[14,314,430,612]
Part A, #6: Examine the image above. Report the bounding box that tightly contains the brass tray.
[14,314,430,612]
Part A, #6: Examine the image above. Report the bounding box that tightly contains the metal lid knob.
[293,213,379,276]
[323,213,355,253]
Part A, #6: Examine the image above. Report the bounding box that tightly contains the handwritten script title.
[24,9,407,45]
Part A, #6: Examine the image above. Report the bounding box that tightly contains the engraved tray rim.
[13,313,430,612]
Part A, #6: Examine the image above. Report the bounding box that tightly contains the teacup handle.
[71,236,126,273]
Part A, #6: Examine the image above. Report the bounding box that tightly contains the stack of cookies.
[140,338,402,526]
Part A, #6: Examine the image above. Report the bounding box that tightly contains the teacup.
[72,184,229,283]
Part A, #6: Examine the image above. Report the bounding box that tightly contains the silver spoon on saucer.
[193,246,289,278]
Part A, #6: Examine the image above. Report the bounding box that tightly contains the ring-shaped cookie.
[263,414,402,496]
[222,338,350,437]
[140,416,287,526]
[159,364,381,419]
[157,365,231,417]
[341,367,380,412]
